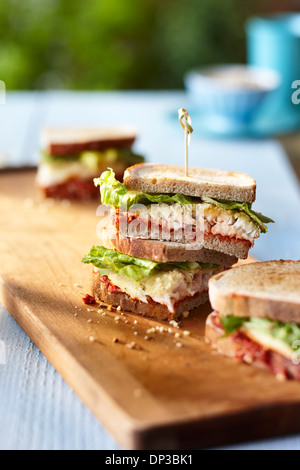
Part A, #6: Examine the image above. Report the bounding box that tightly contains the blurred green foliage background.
[0,0,287,90]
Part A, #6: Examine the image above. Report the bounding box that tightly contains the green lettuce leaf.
[40,150,80,164]
[201,197,274,233]
[220,315,300,350]
[94,169,193,208]
[82,245,216,282]
[220,315,246,337]
[41,149,144,168]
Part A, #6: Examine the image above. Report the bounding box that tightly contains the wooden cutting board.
[1,169,300,450]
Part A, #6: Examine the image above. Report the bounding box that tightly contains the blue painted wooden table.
[0,91,300,450]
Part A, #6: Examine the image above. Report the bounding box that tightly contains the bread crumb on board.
[169,320,179,328]
[125,341,142,351]
[183,330,191,336]
[146,328,156,334]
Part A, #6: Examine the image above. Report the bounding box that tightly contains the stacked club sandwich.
[82,163,273,321]
[205,260,300,380]
[36,126,144,199]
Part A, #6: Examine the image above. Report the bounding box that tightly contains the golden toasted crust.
[209,260,300,323]
[124,163,256,203]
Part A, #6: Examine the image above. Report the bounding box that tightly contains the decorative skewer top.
[178,108,193,177]
[178,108,193,144]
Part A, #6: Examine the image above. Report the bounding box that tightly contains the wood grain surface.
[1,169,300,450]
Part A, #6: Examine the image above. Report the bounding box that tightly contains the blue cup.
[246,13,300,117]
[184,65,280,134]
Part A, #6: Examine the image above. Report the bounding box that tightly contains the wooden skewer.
[178,108,193,177]
[185,126,188,177]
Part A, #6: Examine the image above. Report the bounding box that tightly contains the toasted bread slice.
[91,272,209,321]
[41,126,137,156]
[124,163,256,203]
[209,260,300,323]
[96,223,238,264]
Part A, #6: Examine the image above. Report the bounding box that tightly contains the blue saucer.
[168,103,300,139]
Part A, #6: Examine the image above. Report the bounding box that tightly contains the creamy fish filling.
[218,314,300,360]
[117,203,260,244]
[37,160,126,187]
[102,266,219,313]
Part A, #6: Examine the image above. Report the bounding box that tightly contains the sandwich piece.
[82,245,226,321]
[205,260,300,380]
[36,126,144,199]
[94,164,273,259]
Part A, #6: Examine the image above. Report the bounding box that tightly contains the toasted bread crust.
[201,233,250,259]
[91,273,209,321]
[41,126,137,156]
[205,312,300,380]
[98,226,238,264]
[209,260,300,323]
[124,163,256,203]
[48,137,135,156]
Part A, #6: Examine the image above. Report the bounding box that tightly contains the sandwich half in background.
[205,260,300,380]
[95,163,273,260]
[36,126,144,199]
[82,163,272,320]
